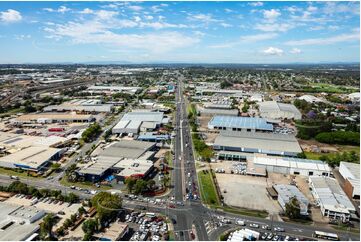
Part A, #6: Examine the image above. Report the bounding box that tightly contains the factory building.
[43,99,114,113]
[309,176,356,222]
[208,116,273,132]
[112,111,168,135]
[0,203,45,241]
[259,101,302,121]
[273,184,309,216]
[200,101,239,117]
[251,155,331,176]
[12,113,95,124]
[87,85,141,95]
[78,140,156,181]
[0,146,62,171]
[213,131,302,157]
[339,162,360,199]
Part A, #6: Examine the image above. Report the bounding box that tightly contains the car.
[171,218,177,224]
[262,224,270,230]
[267,233,274,240]
[272,235,280,241]
[249,223,259,228]
[274,227,285,232]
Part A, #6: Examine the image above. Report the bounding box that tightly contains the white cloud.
[80,8,94,14]
[262,47,283,55]
[15,34,31,40]
[134,16,141,22]
[128,5,143,11]
[95,10,118,20]
[220,23,232,28]
[240,33,278,42]
[224,8,234,13]
[309,26,324,31]
[285,6,301,14]
[323,2,360,15]
[0,9,22,23]
[187,13,220,23]
[145,15,154,20]
[249,2,264,7]
[285,33,360,46]
[43,6,70,14]
[307,5,318,12]
[255,23,294,32]
[263,9,281,21]
[289,48,301,54]
[328,25,340,30]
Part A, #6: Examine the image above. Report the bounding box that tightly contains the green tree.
[125,177,137,193]
[40,214,56,239]
[285,197,301,219]
[51,163,61,172]
[82,219,98,235]
[134,179,148,195]
[91,192,122,228]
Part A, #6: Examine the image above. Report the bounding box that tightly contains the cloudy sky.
[0,1,359,63]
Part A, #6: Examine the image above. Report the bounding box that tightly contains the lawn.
[0,167,42,179]
[197,170,220,206]
[307,83,359,94]
[60,176,112,190]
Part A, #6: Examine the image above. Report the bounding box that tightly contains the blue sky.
[0,1,359,63]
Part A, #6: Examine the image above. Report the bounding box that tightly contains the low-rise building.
[208,116,273,132]
[309,176,356,222]
[259,101,301,121]
[87,85,141,95]
[43,99,114,113]
[273,184,309,216]
[95,222,129,241]
[0,203,45,241]
[339,162,360,199]
[213,131,302,157]
[251,155,331,176]
[12,113,95,124]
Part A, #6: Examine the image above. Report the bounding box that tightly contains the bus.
[313,231,339,241]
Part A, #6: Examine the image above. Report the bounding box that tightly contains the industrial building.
[273,184,309,216]
[87,85,141,95]
[309,176,356,222]
[0,146,62,171]
[200,101,238,117]
[251,155,331,176]
[298,95,324,103]
[12,113,95,124]
[43,99,114,113]
[339,162,360,199]
[137,133,170,142]
[0,203,45,241]
[112,111,168,135]
[213,131,302,157]
[78,140,156,181]
[95,222,129,241]
[259,101,302,121]
[208,116,273,132]
[113,159,154,181]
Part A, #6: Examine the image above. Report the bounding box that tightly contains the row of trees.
[320,151,359,167]
[81,123,102,143]
[315,131,360,146]
[125,177,157,194]
[1,181,79,203]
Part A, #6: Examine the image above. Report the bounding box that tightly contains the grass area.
[197,170,220,206]
[212,205,268,219]
[0,107,25,118]
[60,176,112,190]
[305,145,360,163]
[0,167,42,180]
[281,216,313,225]
[331,225,360,234]
[306,83,359,94]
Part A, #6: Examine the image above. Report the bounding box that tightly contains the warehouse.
[87,85,141,95]
[199,108,239,117]
[137,133,170,142]
[339,162,360,199]
[213,131,302,157]
[12,113,95,124]
[208,116,273,132]
[251,155,331,176]
[309,176,356,222]
[298,95,324,103]
[273,184,309,216]
[259,101,302,121]
[43,99,114,113]
[113,159,154,181]
[0,204,45,241]
[78,140,156,181]
[112,111,167,134]
[0,146,62,171]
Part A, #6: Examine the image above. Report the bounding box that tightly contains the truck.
[10,175,19,180]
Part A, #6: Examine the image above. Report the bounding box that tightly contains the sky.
[0,1,359,64]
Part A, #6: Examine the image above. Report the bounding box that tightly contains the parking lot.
[215,173,283,213]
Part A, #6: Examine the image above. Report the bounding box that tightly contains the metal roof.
[214,132,302,154]
[209,116,273,131]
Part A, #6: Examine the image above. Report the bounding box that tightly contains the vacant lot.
[216,173,283,213]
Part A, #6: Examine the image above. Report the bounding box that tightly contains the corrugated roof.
[209,116,273,131]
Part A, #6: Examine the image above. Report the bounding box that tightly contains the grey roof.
[340,162,360,180]
[274,184,309,213]
[122,111,164,123]
[79,156,120,176]
[214,131,302,154]
[100,140,155,159]
[309,176,355,213]
[209,116,273,131]
[200,108,239,116]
